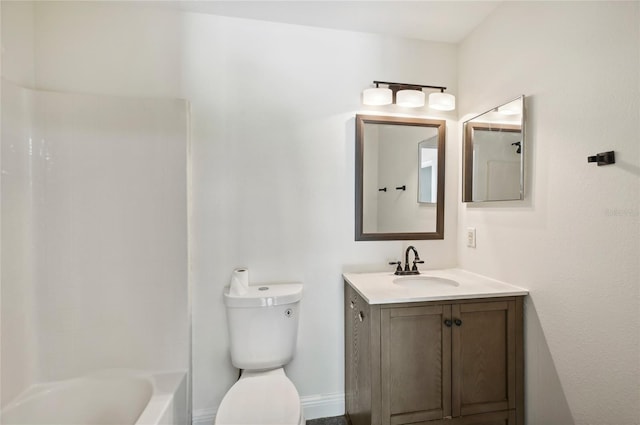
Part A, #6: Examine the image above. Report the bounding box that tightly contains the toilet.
[216,282,305,425]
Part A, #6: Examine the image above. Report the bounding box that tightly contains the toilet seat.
[215,369,304,425]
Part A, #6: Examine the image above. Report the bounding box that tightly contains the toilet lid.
[216,373,301,425]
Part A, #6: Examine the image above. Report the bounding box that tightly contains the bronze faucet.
[389,246,425,275]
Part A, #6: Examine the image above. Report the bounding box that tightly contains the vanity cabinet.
[344,282,524,425]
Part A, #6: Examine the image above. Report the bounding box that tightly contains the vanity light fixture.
[362,84,393,105]
[362,81,455,111]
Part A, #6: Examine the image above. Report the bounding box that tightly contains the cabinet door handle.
[454,319,462,327]
[350,301,355,309]
[444,319,452,327]
[358,311,365,322]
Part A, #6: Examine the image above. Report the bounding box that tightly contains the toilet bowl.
[215,369,304,425]
[216,280,304,425]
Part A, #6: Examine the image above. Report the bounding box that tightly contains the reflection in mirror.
[356,115,445,241]
[462,96,525,202]
[419,138,438,203]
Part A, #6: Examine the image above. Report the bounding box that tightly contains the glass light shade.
[396,90,425,108]
[362,87,392,105]
[429,92,456,111]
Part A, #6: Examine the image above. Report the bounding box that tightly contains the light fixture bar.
[372,80,447,92]
[363,81,455,110]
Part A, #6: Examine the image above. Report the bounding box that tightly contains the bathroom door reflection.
[462,95,525,202]
[468,125,522,200]
[418,139,438,203]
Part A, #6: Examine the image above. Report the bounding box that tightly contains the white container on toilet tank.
[223,281,302,370]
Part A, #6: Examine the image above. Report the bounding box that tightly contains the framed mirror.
[355,115,445,241]
[462,95,525,202]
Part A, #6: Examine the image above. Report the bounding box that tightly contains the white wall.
[32,90,190,381]
[1,82,39,406]
[179,12,459,419]
[458,2,640,424]
[1,1,38,406]
[0,1,35,87]
[0,80,191,391]
[9,1,459,420]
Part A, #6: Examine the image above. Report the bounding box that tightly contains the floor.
[306,416,348,425]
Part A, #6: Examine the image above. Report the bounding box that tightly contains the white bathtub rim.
[0,368,187,423]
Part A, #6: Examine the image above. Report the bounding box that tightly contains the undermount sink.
[393,275,459,287]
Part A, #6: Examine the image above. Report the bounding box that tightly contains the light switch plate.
[466,227,476,248]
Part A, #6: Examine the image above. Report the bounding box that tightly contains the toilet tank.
[223,282,303,370]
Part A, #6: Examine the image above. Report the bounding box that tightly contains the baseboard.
[300,392,345,420]
[192,407,216,425]
[192,392,345,424]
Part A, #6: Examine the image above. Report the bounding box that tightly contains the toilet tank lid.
[224,282,303,307]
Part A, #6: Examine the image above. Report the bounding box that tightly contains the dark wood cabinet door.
[381,305,452,425]
[451,300,517,417]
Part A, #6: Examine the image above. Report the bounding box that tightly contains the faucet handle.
[388,261,402,274]
[411,259,425,271]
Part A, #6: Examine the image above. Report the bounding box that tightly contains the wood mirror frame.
[355,114,446,241]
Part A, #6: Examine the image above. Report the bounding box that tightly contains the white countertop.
[342,268,528,305]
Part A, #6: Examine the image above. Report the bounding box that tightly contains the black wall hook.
[587,151,615,166]
[395,185,406,191]
[378,187,387,192]
[511,141,522,154]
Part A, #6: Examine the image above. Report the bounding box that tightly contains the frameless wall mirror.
[462,95,525,202]
[355,115,445,241]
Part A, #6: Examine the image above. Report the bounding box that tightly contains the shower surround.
[1,80,190,422]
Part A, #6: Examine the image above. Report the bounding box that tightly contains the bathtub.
[0,370,188,425]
